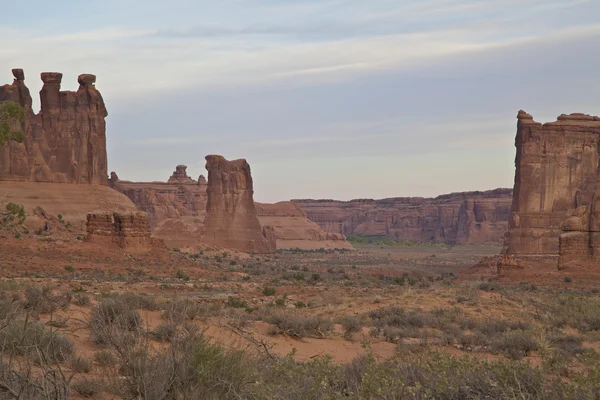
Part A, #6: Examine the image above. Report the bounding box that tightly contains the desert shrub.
[70,356,93,373]
[118,292,159,311]
[491,330,539,360]
[154,323,178,342]
[162,299,221,322]
[0,319,74,362]
[458,332,490,350]
[24,286,71,313]
[111,329,255,400]
[550,334,585,357]
[175,269,190,281]
[226,296,248,309]
[477,281,502,291]
[90,298,142,345]
[93,350,117,367]
[267,313,333,338]
[74,293,91,306]
[72,379,104,398]
[263,287,276,296]
[339,316,362,340]
[476,319,531,336]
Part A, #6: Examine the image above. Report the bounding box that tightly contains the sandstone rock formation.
[167,165,196,184]
[110,168,208,230]
[504,111,600,265]
[0,69,108,184]
[112,165,352,250]
[86,210,162,251]
[202,155,273,253]
[294,189,512,245]
[255,201,353,249]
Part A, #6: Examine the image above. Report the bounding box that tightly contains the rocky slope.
[0,69,108,184]
[255,202,352,250]
[0,182,138,231]
[293,189,512,245]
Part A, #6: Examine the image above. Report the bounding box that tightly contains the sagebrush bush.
[90,298,142,345]
[267,313,333,338]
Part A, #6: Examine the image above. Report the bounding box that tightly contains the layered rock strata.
[202,155,273,253]
[504,111,600,263]
[294,189,512,245]
[0,69,108,184]
[110,166,207,230]
[86,211,162,251]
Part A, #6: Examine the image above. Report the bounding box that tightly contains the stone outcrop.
[294,189,512,245]
[86,211,162,251]
[202,155,273,253]
[110,168,208,230]
[167,165,196,184]
[256,201,353,249]
[504,111,600,265]
[0,69,108,184]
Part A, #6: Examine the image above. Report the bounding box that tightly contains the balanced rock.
[202,155,274,253]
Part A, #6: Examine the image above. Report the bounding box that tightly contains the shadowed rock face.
[294,189,512,245]
[0,69,108,184]
[202,155,273,253]
[505,111,600,263]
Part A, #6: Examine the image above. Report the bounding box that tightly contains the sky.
[1,0,599,202]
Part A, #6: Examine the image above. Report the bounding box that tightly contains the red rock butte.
[0,68,108,184]
[504,110,600,268]
[202,155,274,253]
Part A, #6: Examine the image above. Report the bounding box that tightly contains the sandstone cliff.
[503,111,600,265]
[202,155,274,253]
[110,166,207,230]
[293,189,512,245]
[0,69,108,184]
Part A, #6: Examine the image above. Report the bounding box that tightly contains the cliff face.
[0,69,108,184]
[202,155,274,253]
[505,111,600,263]
[293,189,513,245]
[109,167,208,230]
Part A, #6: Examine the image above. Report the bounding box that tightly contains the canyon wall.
[504,111,600,265]
[293,189,512,245]
[0,69,108,184]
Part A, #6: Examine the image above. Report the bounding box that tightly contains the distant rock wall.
[0,69,108,184]
[294,189,512,245]
[202,155,273,253]
[110,166,208,230]
[505,111,600,261]
[255,201,353,249]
